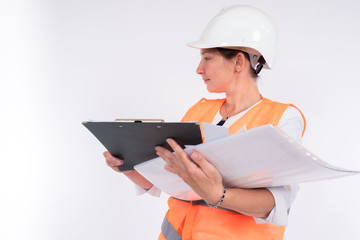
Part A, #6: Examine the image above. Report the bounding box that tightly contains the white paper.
[200,122,229,142]
[134,124,359,201]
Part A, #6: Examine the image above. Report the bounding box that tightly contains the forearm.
[123,170,153,190]
[220,187,275,218]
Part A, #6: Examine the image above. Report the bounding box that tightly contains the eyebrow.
[201,49,215,55]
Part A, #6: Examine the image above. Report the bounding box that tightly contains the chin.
[207,87,222,93]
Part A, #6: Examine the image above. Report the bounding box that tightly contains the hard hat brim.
[187,41,271,70]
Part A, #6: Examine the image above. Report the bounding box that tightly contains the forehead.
[200,48,218,55]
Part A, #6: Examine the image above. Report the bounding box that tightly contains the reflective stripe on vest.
[159,97,306,240]
[161,214,182,240]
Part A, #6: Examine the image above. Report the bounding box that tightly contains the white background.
[1,0,360,239]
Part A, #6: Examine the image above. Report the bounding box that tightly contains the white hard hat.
[188,5,277,71]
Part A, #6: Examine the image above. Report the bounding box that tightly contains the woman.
[105,5,305,240]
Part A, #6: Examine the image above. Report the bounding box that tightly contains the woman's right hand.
[103,151,153,189]
[103,151,132,174]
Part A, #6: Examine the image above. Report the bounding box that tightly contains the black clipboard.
[82,120,203,171]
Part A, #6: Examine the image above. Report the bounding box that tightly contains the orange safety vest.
[158,97,306,240]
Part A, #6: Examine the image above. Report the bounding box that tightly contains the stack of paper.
[134,124,359,201]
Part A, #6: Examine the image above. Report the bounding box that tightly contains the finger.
[166,138,188,159]
[164,164,177,174]
[190,151,219,178]
[103,151,123,167]
[165,138,196,170]
[156,146,188,177]
[155,146,171,156]
[155,146,176,164]
[107,157,122,167]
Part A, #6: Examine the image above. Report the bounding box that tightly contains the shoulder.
[187,98,225,110]
[279,106,306,138]
[262,97,306,136]
[262,98,305,120]
[181,98,225,122]
[283,106,303,119]
[197,97,225,104]
[262,97,291,108]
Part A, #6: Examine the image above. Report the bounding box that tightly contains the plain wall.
[1,0,359,239]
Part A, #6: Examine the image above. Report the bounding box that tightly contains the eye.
[204,57,211,61]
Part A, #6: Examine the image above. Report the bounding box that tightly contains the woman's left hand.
[155,138,224,205]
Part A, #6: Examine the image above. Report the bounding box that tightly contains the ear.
[234,52,247,73]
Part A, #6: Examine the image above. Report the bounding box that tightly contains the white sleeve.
[254,185,299,226]
[254,106,304,226]
[134,184,161,197]
[277,106,304,144]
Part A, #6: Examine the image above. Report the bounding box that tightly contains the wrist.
[206,185,227,208]
[124,170,153,190]
[123,170,136,175]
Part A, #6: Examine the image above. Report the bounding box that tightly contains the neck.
[222,76,261,119]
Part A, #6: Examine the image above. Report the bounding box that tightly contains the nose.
[196,61,204,75]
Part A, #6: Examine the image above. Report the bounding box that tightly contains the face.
[196,49,236,93]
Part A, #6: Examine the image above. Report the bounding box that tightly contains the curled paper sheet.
[135,124,359,201]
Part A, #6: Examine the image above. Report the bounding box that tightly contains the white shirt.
[136,100,305,226]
